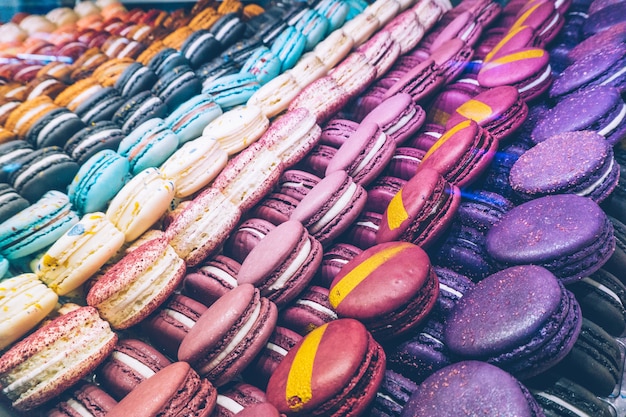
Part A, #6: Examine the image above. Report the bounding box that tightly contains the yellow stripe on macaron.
[509,3,541,32]
[286,324,327,411]
[487,49,545,67]
[423,119,472,161]
[329,242,413,308]
[455,100,493,122]
[484,25,529,63]
[386,189,409,231]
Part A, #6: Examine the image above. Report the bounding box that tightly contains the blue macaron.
[270,26,307,72]
[202,72,260,109]
[0,190,79,260]
[68,149,131,215]
[294,9,330,51]
[165,94,223,144]
[315,0,350,33]
[240,46,282,85]
[117,117,179,175]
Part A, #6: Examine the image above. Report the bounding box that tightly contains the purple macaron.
[486,194,615,284]
[510,131,619,203]
[360,93,426,145]
[444,265,582,380]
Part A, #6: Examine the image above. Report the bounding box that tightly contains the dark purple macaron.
[400,361,546,417]
[112,91,167,134]
[444,265,582,379]
[583,1,626,37]
[320,118,359,148]
[550,44,626,98]
[510,131,619,203]
[370,370,418,417]
[486,194,615,283]
[531,86,626,145]
[74,87,125,125]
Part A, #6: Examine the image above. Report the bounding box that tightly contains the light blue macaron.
[0,256,9,279]
[68,149,131,215]
[345,0,368,20]
[118,117,179,175]
[240,46,282,85]
[0,191,79,260]
[202,73,261,110]
[315,0,350,33]
[165,94,223,144]
[294,9,330,51]
[270,26,308,72]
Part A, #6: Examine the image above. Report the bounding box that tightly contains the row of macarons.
[3,0,624,414]
[0,0,455,336]
[0,0,442,211]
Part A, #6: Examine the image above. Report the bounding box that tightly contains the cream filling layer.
[37,112,78,146]
[165,308,196,329]
[111,351,156,379]
[539,13,560,37]
[71,129,118,156]
[310,182,358,234]
[581,277,622,305]
[13,154,70,190]
[419,331,444,347]
[385,106,417,136]
[354,132,387,176]
[598,103,626,137]
[66,398,95,417]
[27,79,58,100]
[600,66,626,87]
[203,301,261,373]
[577,158,614,196]
[439,282,464,299]
[199,265,238,288]
[266,342,289,356]
[532,392,592,417]
[518,65,551,93]
[295,299,338,319]
[216,395,244,413]
[268,239,311,291]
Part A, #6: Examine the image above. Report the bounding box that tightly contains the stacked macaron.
[3,0,626,415]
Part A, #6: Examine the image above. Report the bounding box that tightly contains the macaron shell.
[478,48,550,95]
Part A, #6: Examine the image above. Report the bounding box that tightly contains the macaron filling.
[165,308,197,329]
[597,102,626,137]
[121,95,163,133]
[119,66,151,97]
[518,64,551,94]
[11,153,72,191]
[266,238,312,292]
[310,181,358,234]
[199,300,261,375]
[110,351,156,379]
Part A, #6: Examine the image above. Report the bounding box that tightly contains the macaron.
[252,192,300,226]
[46,382,118,417]
[164,93,223,144]
[279,286,338,336]
[278,170,321,202]
[180,30,222,69]
[224,219,275,264]
[531,85,626,145]
[148,47,190,78]
[112,90,168,135]
[117,117,179,175]
[114,61,158,98]
[270,26,307,72]
[63,121,125,165]
[210,13,247,48]
[446,85,528,142]
[0,306,117,412]
[87,236,185,329]
[74,86,125,125]
[67,149,130,215]
[0,273,58,350]
[291,170,368,247]
[416,119,498,188]
[106,167,175,242]
[141,292,208,358]
[250,328,302,386]
[211,382,268,416]
[36,212,125,296]
[486,194,615,284]
[266,318,386,416]
[105,362,217,417]
[477,48,552,102]
[0,190,79,261]
[166,187,242,267]
[328,52,377,99]
[294,9,329,51]
[182,254,240,306]
[0,184,29,225]
[445,265,582,379]
[320,118,358,148]
[330,241,439,340]
[202,104,269,155]
[288,76,349,125]
[312,30,354,72]
[297,143,338,178]
[361,93,426,144]
[220,38,264,67]
[401,361,544,417]
[152,64,202,111]
[382,57,445,104]
[238,220,323,308]
[160,136,228,198]
[366,175,407,214]
[510,131,619,203]
[202,72,260,110]
[240,46,282,85]
[247,72,301,118]
[178,284,278,386]
[97,338,172,400]
[376,167,461,249]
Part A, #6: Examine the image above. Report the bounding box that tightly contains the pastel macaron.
[291,170,368,247]
[202,104,269,155]
[87,236,186,329]
[0,306,117,412]
[360,93,425,144]
[238,220,323,308]
[0,273,58,350]
[330,242,439,340]
[178,284,278,386]
[164,93,223,144]
[0,190,79,261]
[36,212,125,296]
[117,117,179,175]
